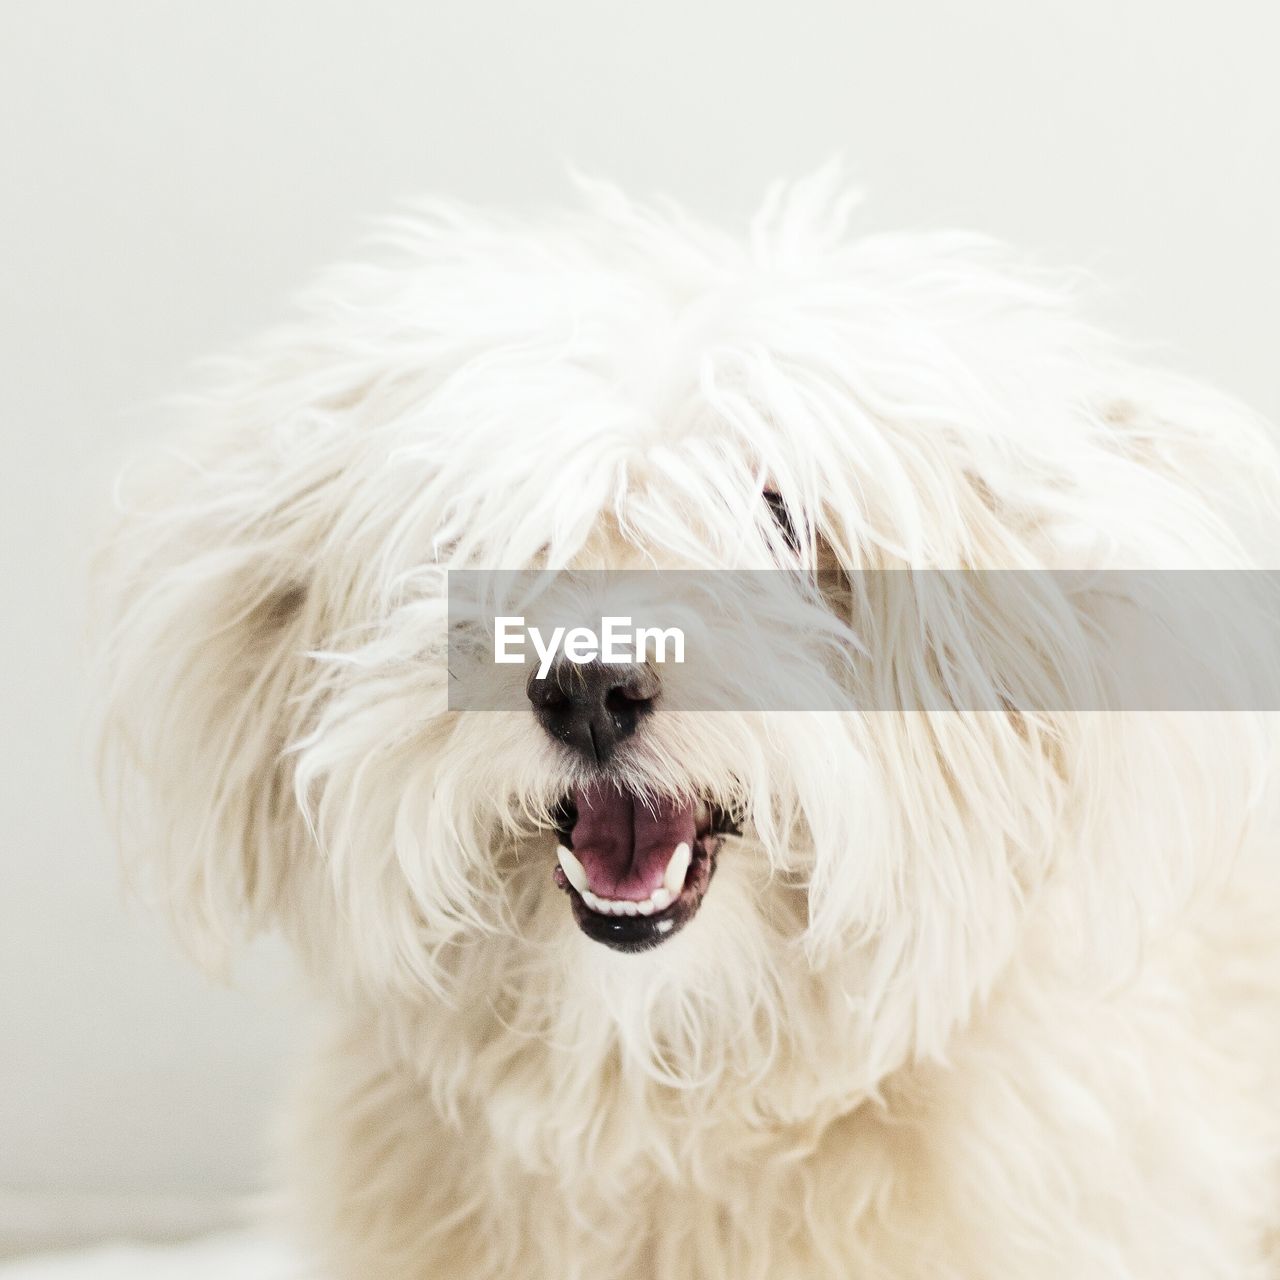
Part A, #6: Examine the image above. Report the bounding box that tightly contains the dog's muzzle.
[530,659,733,951]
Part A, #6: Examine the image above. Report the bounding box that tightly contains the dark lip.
[552,799,737,953]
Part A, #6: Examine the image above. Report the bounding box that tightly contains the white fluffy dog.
[99,173,1280,1279]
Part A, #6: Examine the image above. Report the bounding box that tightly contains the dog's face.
[100,176,1269,1089]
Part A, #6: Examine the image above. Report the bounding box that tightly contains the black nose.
[527,659,660,764]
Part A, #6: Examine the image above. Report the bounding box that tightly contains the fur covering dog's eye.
[762,488,800,555]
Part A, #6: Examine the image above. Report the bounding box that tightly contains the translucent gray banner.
[446,570,1280,712]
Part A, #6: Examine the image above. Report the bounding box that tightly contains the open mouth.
[552,787,735,952]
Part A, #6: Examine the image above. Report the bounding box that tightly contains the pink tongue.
[571,786,697,900]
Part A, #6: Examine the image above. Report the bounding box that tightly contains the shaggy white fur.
[99,171,1280,1278]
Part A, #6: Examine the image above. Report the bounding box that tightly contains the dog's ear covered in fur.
[95,364,340,970]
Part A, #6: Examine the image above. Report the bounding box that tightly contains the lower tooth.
[557,846,590,896]
[663,843,692,896]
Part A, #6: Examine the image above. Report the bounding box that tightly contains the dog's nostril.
[604,683,652,713]
[527,659,660,765]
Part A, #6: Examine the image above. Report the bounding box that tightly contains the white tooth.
[650,887,673,911]
[636,898,655,916]
[582,889,604,913]
[663,842,691,896]
[557,846,589,896]
[621,900,638,916]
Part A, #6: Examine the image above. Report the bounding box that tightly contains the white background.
[1,0,1277,1253]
